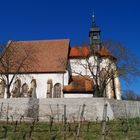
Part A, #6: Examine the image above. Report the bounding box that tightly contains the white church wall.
[69,57,111,78]
[69,56,98,77]
[3,71,69,98]
[70,59,88,75]
[99,58,115,70]
[70,56,114,78]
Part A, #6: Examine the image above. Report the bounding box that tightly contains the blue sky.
[0,0,140,95]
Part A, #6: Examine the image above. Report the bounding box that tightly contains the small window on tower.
[93,35,98,39]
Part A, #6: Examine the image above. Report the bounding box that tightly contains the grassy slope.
[0,118,140,140]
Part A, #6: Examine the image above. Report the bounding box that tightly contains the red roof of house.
[63,76,93,93]
[0,39,70,73]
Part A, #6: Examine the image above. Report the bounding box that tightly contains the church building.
[0,15,121,99]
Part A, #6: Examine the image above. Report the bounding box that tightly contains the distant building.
[0,16,121,99]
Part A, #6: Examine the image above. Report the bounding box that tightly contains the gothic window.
[12,78,21,98]
[53,83,61,98]
[47,79,52,98]
[28,79,37,98]
[21,83,29,97]
[0,79,5,98]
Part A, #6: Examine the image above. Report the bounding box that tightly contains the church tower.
[89,14,101,51]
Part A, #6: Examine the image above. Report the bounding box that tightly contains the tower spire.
[89,13,101,51]
[91,11,96,27]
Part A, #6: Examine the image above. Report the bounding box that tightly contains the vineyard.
[0,117,140,140]
[0,98,140,139]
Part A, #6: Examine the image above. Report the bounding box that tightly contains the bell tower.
[89,14,101,51]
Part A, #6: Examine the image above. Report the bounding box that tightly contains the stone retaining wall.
[0,98,139,122]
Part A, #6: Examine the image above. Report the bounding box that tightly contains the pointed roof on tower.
[90,13,100,32]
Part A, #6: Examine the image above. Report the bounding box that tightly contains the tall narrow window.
[21,83,29,97]
[0,79,5,98]
[47,79,52,98]
[28,79,37,98]
[53,83,61,98]
[12,79,21,98]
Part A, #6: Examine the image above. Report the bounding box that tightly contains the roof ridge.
[12,39,70,43]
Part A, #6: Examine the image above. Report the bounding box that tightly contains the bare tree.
[71,46,115,98]
[71,41,140,98]
[0,40,37,98]
[102,40,140,83]
[122,90,140,101]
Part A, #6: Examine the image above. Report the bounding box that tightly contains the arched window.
[12,78,21,98]
[28,79,37,98]
[47,79,52,98]
[0,79,5,98]
[53,83,61,98]
[21,83,29,97]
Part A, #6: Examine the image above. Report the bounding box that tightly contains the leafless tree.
[71,45,115,97]
[102,40,140,83]
[71,40,140,98]
[0,40,37,98]
[122,90,140,101]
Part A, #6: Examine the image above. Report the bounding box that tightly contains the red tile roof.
[69,47,90,58]
[63,76,93,93]
[69,45,115,59]
[96,46,115,58]
[0,39,70,73]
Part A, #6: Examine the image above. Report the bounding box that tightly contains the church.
[0,15,121,99]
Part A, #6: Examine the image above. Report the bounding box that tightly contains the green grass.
[0,117,140,140]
